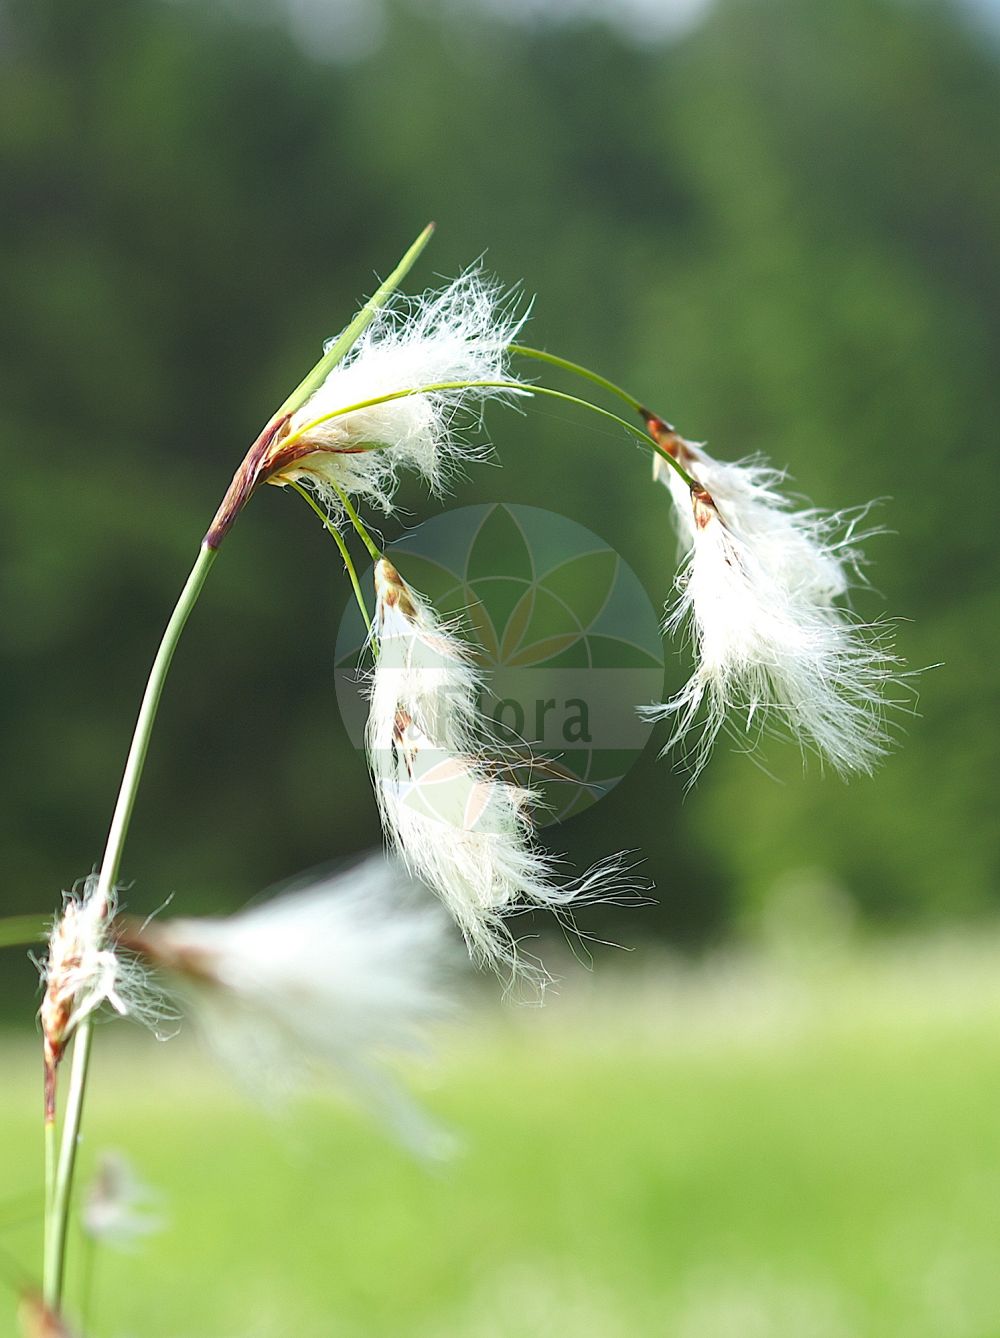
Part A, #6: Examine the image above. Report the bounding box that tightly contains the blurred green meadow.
[6,933,1000,1337]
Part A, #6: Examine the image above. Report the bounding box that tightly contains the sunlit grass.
[5,933,1000,1337]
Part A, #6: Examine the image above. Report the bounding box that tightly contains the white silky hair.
[142,855,456,1156]
[643,494,897,778]
[367,559,634,983]
[277,269,529,513]
[40,879,161,1057]
[651,442,871,604]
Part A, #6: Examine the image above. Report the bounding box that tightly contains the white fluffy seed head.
[125,855,456,1155]
[367,558,636,984]
[651,438,870,603]
[38,879,156,1080]
[270,269,528,515]
[643,487,898,779]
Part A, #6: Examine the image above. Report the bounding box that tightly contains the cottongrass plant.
[5,224,910,1333]
[644,481,895,777]
[368,557,634,980]
[268,269,529,514]
[647,420,861,601]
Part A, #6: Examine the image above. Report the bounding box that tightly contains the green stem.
[43,543,217,1313]
[43,1118,55,1275]
[329,483,381,562]
[509,346,709,490]
[94,545,218,916]
[509,344,644,412]
[44,1024,92,1311]
[43,1118,54,1225]
[289,482,374,633]
[285,379,699,489]
[275,223,435,420]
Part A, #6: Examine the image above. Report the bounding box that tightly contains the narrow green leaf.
[0,913,49,949]
[276,221,436,420]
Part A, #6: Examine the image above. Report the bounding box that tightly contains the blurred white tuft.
[126,855,458,1156]
[82,1151,164,1251]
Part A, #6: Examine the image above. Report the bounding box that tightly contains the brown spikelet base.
[203,413,292,549]
[19,1294,75,1338]
[638,406,695,466]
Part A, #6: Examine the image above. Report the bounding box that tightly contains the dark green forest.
[2,0,997,991]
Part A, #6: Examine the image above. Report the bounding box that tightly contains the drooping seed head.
[367,558,640,983]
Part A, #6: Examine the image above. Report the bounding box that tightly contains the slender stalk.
[44,1024,92,1310]
[509,344,644,411]
[283,379,699,489]
[43,1118,55,1225]
[328,482,381,562]
[290,482,374,631]
[43,1118,55,1279]
[43,543,217,1312]
[91,544,218,917]
[510,346,707,492]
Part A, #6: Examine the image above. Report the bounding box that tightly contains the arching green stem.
[509,344,644,412]
[329,482,382,563]
[509,346,705,491]
[284,379,699,490]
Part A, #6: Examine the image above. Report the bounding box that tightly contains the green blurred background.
[2,0,1000,1331]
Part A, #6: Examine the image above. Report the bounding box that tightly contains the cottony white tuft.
[39,879,158,1099]
[649,427,869,603]
[268,270,528,514]
[367,557,633,981]
[643,487,897,778]
[121,856,455,1155]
